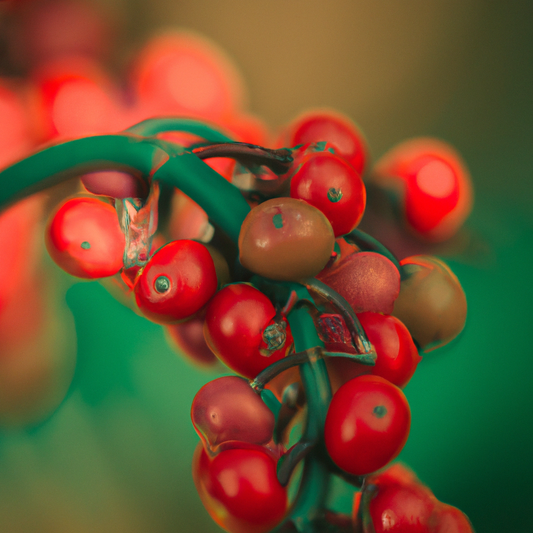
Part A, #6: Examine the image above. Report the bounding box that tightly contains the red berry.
[317,251,400,314]
[191,376,275,452]
[81,170,148,199]
[28,57,124,141]
[325,375,411,476]
[165,311,218,367]
[290,152,366,236]
[433,504,474,533]
[280,109,368,175]
[366,481,438,533]
[204,283,292,379]
[355,464,474,533]
[326,312,421,391]
[46,197,125,279]
[134,240,217,324]
[372,138,473,242]
[130,32,245,123]
[193,444,288,533]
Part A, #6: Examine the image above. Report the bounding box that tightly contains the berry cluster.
[0,5,474,531]
[1,110,472,532]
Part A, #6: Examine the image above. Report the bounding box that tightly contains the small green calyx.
[327,187,343,203]
[154,275,171,294]
[80,241,91,250]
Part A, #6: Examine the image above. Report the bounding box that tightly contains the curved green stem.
[0,134,165,209]
[277,441,317,486]
[0,133,251,244]
[152,152,250,243]
[125,117,234,142]
[280,286,332,532]
[251,347,374,394]
[305,278,374,356]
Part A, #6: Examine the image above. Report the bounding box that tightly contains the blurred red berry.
[372,138,473,242]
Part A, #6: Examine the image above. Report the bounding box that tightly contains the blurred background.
[0,0,531,532]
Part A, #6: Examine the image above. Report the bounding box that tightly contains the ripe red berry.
[134,240,217,324]
[193,444,288,533]
[46,197,125,279]
[366,480,438,533]
[325,375,411,476]
[326,312,421,392]
[355,464,474,533]
[204,283,292,379]
[280,109,368,175]
[191,376,275,452]
[372,138,473,242]
[317,251,400,314]
[290,152,366,236]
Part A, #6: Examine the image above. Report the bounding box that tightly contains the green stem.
[251,347,374,393]
[0,134,165,209]
[125,117,234,142]
[152,152,250,243]
[0,134,251,244]
[279,285,332,532]
[305,278,374,356]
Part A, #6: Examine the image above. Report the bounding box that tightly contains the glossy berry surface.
[366,480,437,533]
[290,152,366,236]
[325,375,411,476]
[191,376,275,452]
[134,239,217,324]
[238,197,335,281]
[372,138,473,242]
[327,312,421,391]
[356,464,474,533]
[193,445,288,533]
[46,197,125,279]
[281,109,368,175]
[204,283,292,378]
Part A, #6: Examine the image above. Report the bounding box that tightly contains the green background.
[0,1,532,532]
